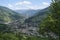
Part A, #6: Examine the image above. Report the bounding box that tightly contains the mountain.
[11,7,50,35]
[25,7,49,23]
[15,9,40,18]
[0,6,49,35]
[0,6,24,24]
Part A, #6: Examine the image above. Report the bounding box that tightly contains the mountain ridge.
[0,6,25,24]
[15,9,40,18]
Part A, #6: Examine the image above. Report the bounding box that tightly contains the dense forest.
[0,0,60,40]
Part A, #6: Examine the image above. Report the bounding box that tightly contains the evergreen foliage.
[39,0,60,40]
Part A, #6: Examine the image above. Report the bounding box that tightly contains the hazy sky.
[0,0,51,10]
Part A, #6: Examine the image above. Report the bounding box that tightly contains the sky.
[0,0,51,10]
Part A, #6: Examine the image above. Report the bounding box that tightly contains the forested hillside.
[39,0,60,40]
[0,6,24,23]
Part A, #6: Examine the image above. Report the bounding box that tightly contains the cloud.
[39,2,50,9]
[25,2,50,10]
[7,1,50,10]
[7,4,13,8]
[16,1,32,5]
[7,4,15,10]
[42,2,50,6]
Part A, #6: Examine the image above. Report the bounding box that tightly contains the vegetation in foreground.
[39,0,60,40]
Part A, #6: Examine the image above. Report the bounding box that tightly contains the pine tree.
[39,0,60,40]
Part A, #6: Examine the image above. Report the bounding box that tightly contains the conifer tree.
[39,0,60,40]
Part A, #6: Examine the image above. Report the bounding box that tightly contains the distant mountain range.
[15,9,40,18]
[25,7,49,23]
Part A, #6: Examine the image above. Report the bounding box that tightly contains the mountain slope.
[25,7,49,25]
[12,7,49,35]
[0,6,24,23]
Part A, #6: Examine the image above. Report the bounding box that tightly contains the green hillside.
[25,7,49,24]
[0,6,24,23]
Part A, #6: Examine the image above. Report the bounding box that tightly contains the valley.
[0,0,60,40]
[0,6,49,36]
